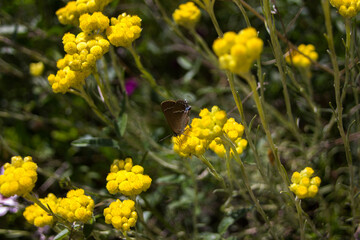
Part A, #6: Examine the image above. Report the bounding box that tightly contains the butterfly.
[161,100,191,136]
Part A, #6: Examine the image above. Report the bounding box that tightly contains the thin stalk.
[71,88,114,127]
[262,0,298,139]
[185,159,199,238]
[189,28,218,65]
[132,196,155,240]
[233,0,251,27]
[93,71,117,118]
[321,1,356,231]
[289,69,322,143]
[100,58,121,115]
[204,0,223,37]
[109,46,126,94]
[242,72,290,186]
[226,71,268,182]
[127,45,169,98]
[198,154,225,186]
[295,198,305,240]
[222,135,279,240]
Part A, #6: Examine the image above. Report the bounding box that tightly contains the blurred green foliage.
[0,0,359,239]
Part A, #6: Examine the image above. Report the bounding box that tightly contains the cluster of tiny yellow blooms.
[56,0,113,26]
[173,106,226,158]
[173,106,247,158]
[29,62,44,76]
[56,189,95,223]
[106,13,142,48]
[104,199,137,232]
[79,12,109,33]
[172,2,201,29]
[209,118,248,158]
[285,44,318,68]
[0,156,37,197]
[212,28,263,75]
[23,193,59,227]
[48,27,110,93]
[289,167,321,199]
[330,0,360,18]
[106,158,152,196]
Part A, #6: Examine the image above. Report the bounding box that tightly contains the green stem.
[204,0,223,37]
[127,44,169,98]
[71,88,114,127]
[321,1,356,231]
[198,154,225,185]
[185,159,199,238]
[189,28,218,65]
[132,196,155,240]
[233,0,251,27]
[226,71,268,182]
[93,71,117,118]
[222,135,279,240]
[262,0,299,140]
[109,45,126,94]
[242,72,290,186]
[295,198,305,240]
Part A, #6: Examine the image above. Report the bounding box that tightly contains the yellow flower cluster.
[104,199,138,232]
[0,156,37,197]
[285,44,318,68]
[330,0,360,18]
[209,118,248,158]
[172,2,201,29]
[173,106,247,158]
[56,0,113,26]
[106,158,152,196]
[48,31,110,93]
[29,62,44,76]
[212,28,263,75]
[56,189,94,223]
[106,13,142,48]
[289,167,321,199]
[173,106,227,158]
[79,12,109,33]
[23,193,59,227]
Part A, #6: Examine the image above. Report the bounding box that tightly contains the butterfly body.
[161,100,191,136]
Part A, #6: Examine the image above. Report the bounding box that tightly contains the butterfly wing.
[161,100,191,136]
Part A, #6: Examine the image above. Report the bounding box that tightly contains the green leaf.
[71,136,119,149]
[198,232,221,240]
[218,216,235,235]
[54,229,69,240]
[118,113,128,136]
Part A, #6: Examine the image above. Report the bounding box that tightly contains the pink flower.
[125,78,138,95]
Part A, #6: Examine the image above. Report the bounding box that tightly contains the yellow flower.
[0,156,37,197]
[173,2,201,29]
[56,0,114,26]
[289,167,321,199]
[56,1,79,26]
[106,13,142,48]
[330,0,360,18]
[103,199,137,232]
[106,158,152,196]
[79,12,109,33]
[56,189,94,223]
[29,62,44,76]
[172,106,247,158]
[23,193,59,227]
[285,44,318,68]
[48,31,110,93]
[212,28,263,75]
